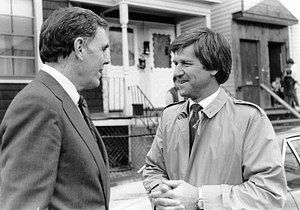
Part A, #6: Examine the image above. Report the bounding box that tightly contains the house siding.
[279,0,300,100]
[242,0,299,65]
[42,0,69,20]
[211,0,242,96]
[0,84,27,123]
[180,17,206,34]
[211,0,300,101]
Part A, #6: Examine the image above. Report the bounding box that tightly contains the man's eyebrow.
[175,58,193,63]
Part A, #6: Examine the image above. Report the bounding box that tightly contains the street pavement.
[110,178,152,210]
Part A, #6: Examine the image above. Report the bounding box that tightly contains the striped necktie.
[78,95,97,141]
[189,104,202,149]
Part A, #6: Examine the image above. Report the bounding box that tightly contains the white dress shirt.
[41,64,80,107]
[189,87,221,118]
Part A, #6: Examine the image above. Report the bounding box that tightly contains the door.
[240,40,260,105]
[149,29,175,108]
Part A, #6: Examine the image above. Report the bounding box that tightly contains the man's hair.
[170,27,232,84]
[39,7,108,63]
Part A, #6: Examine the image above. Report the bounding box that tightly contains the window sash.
[0,0,36,79]
[284,138,300,190]
[109,27,135,67]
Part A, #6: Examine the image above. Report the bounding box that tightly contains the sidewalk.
[110,178,152,210]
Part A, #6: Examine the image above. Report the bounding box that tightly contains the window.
[284,138,300,189]
[0,0,35,77]
[153,33,171,68]
[109,27,135,66]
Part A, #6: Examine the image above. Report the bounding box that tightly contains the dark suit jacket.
[0,71,110,210]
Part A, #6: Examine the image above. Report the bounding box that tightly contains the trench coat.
[143,88,287,209]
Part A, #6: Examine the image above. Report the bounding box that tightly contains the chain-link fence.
[96,125,155,184]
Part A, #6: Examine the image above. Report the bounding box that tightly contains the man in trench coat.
[143,27,287,210]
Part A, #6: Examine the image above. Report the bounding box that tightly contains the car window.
[284,138,300,189]
[290,140,300,158]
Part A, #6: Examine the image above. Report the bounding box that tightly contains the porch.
[84,76,160,183]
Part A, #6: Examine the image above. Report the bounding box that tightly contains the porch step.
[265,107,298,120]
[91,112,132,120]
[265,107,300,132]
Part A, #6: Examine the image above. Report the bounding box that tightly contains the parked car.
[277,126,300,209]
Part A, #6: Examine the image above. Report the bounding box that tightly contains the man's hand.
[149,182,185,210]
[149,180,199,210]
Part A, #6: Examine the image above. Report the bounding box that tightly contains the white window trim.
[106,21,138,73]
[0,0,43,84]
[149,28,175,71]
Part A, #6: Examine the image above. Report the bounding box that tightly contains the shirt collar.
[41,64,80,105]
[189,87,221,111]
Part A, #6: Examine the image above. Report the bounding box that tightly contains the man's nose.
[174,64,184,77]
[174,64,181,75]
[104,51,111,65]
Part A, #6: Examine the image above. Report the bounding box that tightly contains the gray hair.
[39,7,108,63]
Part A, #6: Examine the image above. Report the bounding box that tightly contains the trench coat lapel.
[176,101,190,146]
[175,101,190,170]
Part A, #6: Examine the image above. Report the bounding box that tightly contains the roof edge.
[233,11,298,26]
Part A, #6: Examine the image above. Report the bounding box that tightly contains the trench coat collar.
[201,88,230,118]
[175,88,230,119]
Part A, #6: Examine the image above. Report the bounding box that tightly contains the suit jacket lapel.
[92,123,110,199]
[36,71,109,201]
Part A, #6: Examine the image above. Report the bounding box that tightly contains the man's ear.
[74,37,84,60]
[210,70,218,76]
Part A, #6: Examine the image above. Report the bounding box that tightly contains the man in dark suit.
[0,7,111,210]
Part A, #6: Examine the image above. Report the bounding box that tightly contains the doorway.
[268,42,284,107]
[268,42,284,84]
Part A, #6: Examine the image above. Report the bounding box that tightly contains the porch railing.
[101,77,125,114]
[260,83,300,119]
[101,77,159,132]
[129,85,159,134]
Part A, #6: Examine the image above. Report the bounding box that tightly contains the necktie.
[189,104,202,149]
[78,95,97,140]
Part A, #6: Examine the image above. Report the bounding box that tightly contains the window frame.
[0,0,43,84]
[107,21,138,72]
[282,135,300,164]
[282,135,300,190]
[149,28,175,72]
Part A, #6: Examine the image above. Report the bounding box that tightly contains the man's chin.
[179,92,188,99]
[87,80,101,90]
